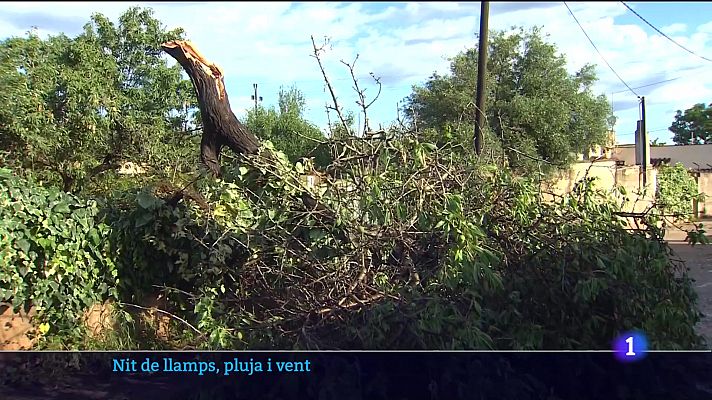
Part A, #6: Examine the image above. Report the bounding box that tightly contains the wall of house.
[544,161,656,212]
[545,160,618,195]
[547,158,712,220]
[696,171,712,218]
[612,144,636,165]
[615,166,657,215]
[609,143,712,219]
[543,161,658,229]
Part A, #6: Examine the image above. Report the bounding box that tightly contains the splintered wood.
[161,40,226,100]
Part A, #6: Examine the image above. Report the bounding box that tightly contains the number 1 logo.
[613,331,647,362]
[625,336,635,356]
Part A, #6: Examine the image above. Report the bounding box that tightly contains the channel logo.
[612,331,648,363]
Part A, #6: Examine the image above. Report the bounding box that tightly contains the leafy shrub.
[0,168,117,339]
[656,162,703,220]
[104,135,703,350]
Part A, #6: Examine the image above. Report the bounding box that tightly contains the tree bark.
[161,40,260,176]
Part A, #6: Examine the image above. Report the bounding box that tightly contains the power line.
[610,77,679,95]
[610,63,712,95]
[648,127,669,133]
[620,1,712,64]
[616,126,669,136]
[563,2,640,98]
[617,128,666,136]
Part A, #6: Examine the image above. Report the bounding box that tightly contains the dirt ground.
[0,304,36,350]
[665,220,712,348]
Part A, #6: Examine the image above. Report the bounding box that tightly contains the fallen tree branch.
[161,40,350,243]
[161,40,260,175]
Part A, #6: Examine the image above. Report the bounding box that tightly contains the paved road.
[665,221,712,348]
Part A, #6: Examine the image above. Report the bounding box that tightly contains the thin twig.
[311,35,351,136]
[119,302,204,337]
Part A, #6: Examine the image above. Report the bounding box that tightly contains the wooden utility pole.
[640,96,647,186]
[474,1,489,155]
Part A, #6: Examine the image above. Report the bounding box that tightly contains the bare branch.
[339,55,383,136]
[364,72,383,110]
[310,35,351,137]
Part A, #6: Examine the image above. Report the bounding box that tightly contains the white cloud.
[698,21,712,34]
[662,23,687,35]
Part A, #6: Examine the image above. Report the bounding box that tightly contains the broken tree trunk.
[161,40,349,242]
[161,40,260,176]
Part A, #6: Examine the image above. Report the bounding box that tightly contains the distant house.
[576,130,617,161]
[610,140,712,218]
[613,143,712,171]
[552,130,712,218]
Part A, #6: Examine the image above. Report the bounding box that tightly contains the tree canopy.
[669,102,712,145]
[405,27,613,174]
[244,86,331,169]
[0,7,199,193]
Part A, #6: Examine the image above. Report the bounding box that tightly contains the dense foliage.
[0,7,199,194]
[0,168,117,339]
[102,134,702,350]
[669,102,712,145]
[405,27,613,174]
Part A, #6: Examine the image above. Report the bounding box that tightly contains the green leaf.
[422,143,437,151]
[52,201,71,214]
[596,257,607,270]
[38,323,50,335]
[134,212,154,228]
[15,239,30,254]
[446,195,462,214]
[416,148,426,166]
[137,191,159,210]
[88,228,101,246]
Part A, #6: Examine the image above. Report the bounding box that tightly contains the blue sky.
[1,2,711,145]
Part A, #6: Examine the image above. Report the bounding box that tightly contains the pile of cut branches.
[102,40,703,350]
